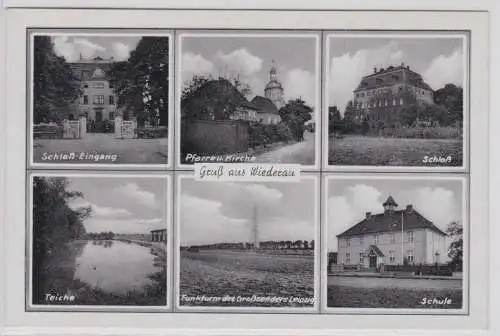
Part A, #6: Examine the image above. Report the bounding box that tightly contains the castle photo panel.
[29,32,173,167]
[323,175,467,313]
[325,32,468,169]
[177,32,320,169]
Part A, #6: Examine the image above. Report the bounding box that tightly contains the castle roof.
[354,64,433,92]
[337,206,447,238]
[251,96,280,115]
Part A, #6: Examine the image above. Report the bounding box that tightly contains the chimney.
[406,204,413,212]
[365,212,372,218]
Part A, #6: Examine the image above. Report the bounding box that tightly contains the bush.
[248,122,293,148]
[136,126,168,139]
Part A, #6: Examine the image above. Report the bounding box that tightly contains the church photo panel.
[322,174,468,314]
[28,31,174,169]
[176,31,321,170]
[27,171,172,312]
[324,32,468,171]
[174,172,320,312]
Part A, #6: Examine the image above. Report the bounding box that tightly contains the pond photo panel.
[29,174,170,309]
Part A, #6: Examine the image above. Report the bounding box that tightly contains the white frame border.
[25,171,174,312]
[27,30,175,170]
[321,174,469,315]
[322,32,470,172]
[175,31,322,171]
[173,172,321,313]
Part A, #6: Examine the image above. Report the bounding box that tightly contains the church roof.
[337,207,447,238]
[251,96,280,115]
[265,80,283,90]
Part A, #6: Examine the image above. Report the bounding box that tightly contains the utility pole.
[252,204,259,250]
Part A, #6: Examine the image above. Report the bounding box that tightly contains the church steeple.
[270,60,277,81]
[264,60,285,109]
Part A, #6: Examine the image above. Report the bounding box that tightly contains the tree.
[434,84,463,125]
[279,98,313,141]
[447,221,463,271]
[328,105,342,134]
[33,36,81,123]
[181,76,246,121]
[342,100,359,134]
[107,36,170,126]
[32,177,91,302]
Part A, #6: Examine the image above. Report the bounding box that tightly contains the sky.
[181,34,319,108]
[179,178,317,246]
[326,178,464,252]
[328,34,465,113]
[49,35,143,62]
[66,177,167,234]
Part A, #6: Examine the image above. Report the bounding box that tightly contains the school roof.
[336,207,447,238]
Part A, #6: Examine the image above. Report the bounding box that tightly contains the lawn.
[33,134,168,165]
[329,135,463,166]
[327,285,463,309]
[179,250,315,307]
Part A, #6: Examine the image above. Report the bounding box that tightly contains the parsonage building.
[336,196,448,269]
[351,63,434,127]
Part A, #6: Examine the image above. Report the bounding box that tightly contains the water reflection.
[74,240,158,295]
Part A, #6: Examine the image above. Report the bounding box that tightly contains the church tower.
[264,60,285,109]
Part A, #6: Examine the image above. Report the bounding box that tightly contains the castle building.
[336,196,448,269]
[69,56,118,125]
[352,63,434,126]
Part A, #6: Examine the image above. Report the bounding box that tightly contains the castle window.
[385,99,388,106]
[400,97,404,105]
[393,98,396,106]
[92,82,105,89]
[109,96,115,105]
[83,84,88,88]
[82,95,88,105]
[93,95,104,105]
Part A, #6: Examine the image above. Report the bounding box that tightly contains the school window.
[109,96,115,105]
[93,95,104,105]
[389,250,395,263]
[407,231,414,244]
[346,252,351,264]
[407,250,414,263]
[359,252,364,263]
[346,238,351,247]
[82,95,88,105]
[359,236,364,245]
[374,234,380,245]
[390,232,396,244]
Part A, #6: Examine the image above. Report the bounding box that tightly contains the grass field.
[179,250,315,307]
[329,136,463,166]
[327,285,462,309]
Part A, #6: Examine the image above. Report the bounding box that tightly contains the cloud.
[112,42,131,61]
[182,52,215,82]
[180,194,249,246]
[243,184,283,203]
[329,41,404,113]
[215,48,263,77]
[423,49,463,90]
[52,36,105,62]
[115,183,159,209]
[283,68,316,107]
[259,217,314,242]
[412,187,458,229]
[69,199,131,219]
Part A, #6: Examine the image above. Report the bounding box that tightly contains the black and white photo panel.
[177,32,321,169]
[28,172,172,311]
[176,173,319,312]
[324,32,468,170]
[323,175,467,314]
[29,32,173,168]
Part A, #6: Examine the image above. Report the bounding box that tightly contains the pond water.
[73,240,158,295]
